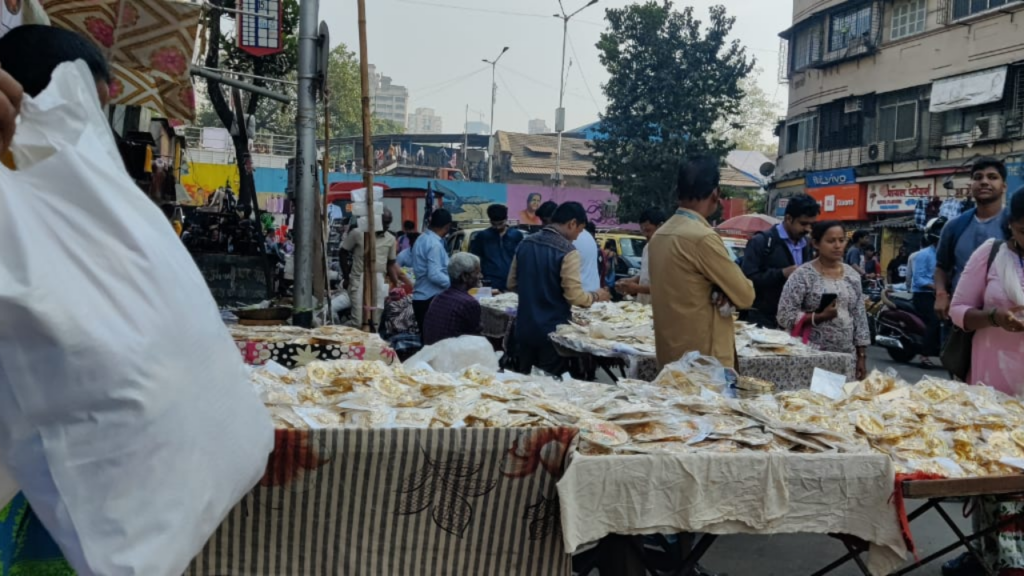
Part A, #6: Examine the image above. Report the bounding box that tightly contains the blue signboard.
[806,168,856,189]
[1008,160,1023,199]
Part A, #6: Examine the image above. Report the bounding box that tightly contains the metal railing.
[183,127,297,156]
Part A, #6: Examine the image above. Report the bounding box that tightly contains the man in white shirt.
[574,222,601,292]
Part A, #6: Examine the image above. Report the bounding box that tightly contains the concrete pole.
[357,0,378,332]
[554,17,568,186]
[484,47,508,184]
[293,0,320,324]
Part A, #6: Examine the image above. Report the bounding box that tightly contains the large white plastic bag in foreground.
[0,62,274,575]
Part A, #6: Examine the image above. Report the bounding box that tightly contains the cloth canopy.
[716,213,779,235]
[43,0,201,121]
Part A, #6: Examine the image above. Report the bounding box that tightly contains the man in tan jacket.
[649,156,755,369]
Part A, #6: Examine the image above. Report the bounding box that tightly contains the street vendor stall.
[482,294,855,386]
[178,327,1024,576]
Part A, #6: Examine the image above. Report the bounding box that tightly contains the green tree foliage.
[590,2,754,222]
[228,44,405,161]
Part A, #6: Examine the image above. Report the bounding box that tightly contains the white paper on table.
[1001,458,1024,472]
[810,368,848,400]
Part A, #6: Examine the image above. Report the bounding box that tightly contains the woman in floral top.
[777,221,870,379]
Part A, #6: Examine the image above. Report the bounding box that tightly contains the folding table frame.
[812,475,1024,576]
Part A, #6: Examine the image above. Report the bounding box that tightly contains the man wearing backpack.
[935,157,1009,326]
[741,194,820,329]
[934,156,1010,576]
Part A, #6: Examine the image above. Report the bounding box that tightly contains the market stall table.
[557,451,908,576]
[813,475,1024,576]
[186,427,572,576]
[549,331,855,387]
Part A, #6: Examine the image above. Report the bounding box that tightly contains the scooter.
[872,285,928,364]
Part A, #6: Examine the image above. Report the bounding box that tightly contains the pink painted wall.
[506,185,624,228]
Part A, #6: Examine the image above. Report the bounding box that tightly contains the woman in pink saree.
[950,190,1024,397]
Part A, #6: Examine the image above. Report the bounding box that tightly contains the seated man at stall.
[422,252,483,346]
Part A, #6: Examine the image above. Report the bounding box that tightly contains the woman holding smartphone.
[777,220,870,379]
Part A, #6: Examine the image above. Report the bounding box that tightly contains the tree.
[713,71,781,157]
[591,2,754,222]
[203,0,299,213]
[250,44,406,162]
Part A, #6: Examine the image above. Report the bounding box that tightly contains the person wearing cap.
[470,204,523,291]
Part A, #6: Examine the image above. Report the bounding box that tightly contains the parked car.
[596,231,647,280]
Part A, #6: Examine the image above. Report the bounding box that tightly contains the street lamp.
[554,0,598,186]
[483,46,509,183]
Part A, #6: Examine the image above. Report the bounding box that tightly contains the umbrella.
[715,214,779,235]
[43,0,201,121]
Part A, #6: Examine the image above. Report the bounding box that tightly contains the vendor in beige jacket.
[649,156,755,370]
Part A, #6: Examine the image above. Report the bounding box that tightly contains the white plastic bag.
[406,335,499,373]
[0,63,274,576]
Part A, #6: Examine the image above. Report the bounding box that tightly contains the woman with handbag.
[949,190,1024,397]
[946,190,1024,576]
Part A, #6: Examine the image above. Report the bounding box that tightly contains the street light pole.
[484,46,509,183]
[554,0,598,187]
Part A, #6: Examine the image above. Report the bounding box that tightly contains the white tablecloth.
[557,451,907,576]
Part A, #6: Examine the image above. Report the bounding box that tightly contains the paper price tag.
[810,368,847,400]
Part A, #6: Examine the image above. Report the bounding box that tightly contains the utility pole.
[293,0,320,326]
[483,46,509,183]
[463,104,469,174]
[357,0,377,332]
[553,0,598,187]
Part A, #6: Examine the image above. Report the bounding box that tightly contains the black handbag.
[940,241,1003,380]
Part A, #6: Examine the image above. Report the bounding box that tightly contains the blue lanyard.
[675,209,702,223]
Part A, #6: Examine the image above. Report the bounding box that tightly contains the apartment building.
[408,107,444,134]
[368,64,410,128]
[774,0,1024,231]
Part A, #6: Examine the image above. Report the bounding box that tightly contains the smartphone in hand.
[816,293,838,313]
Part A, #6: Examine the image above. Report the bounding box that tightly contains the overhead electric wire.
[566,29,603,115]
[409,65,490,97]
[496,69,532,120]
[394,0,602,26]
[413,66,490,101]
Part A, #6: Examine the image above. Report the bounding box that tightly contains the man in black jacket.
[741,194,820,329]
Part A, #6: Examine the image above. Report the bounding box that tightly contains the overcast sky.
[319,0,791,134]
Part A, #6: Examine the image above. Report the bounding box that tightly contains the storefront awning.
[929,66,1008,114]
[45,0,202,121]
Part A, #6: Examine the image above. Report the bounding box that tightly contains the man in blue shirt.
[411,209,453,334]
[470,204,523,291]
[909,218,942,361]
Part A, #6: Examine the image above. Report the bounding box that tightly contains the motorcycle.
[872,284,928,364]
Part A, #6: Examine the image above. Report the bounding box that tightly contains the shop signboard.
[945,160,1023,200]
[774,197,789,218]
[806,168,856,189]
[866,178,936,213]
[807,184,866,221]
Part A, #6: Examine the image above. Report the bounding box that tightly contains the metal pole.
[484,47,508,184]
[487,62,496,183]
[190,66,293,103]
[464,104,469,174]
[554,1,598,187]
[554,17,568,186]
[293,0,319,325]
[357,0,378,332]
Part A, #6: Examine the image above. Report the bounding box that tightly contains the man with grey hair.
[422,252,483,345]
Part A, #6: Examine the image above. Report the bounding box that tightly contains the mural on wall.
[506,185,621,227]
[179,162,240,206]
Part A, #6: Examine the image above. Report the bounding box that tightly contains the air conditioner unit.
[974,114,1007,142]
[863,142,894,163]
[844,99,863,114]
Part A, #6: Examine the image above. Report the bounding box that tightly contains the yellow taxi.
[595,231,647,279]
